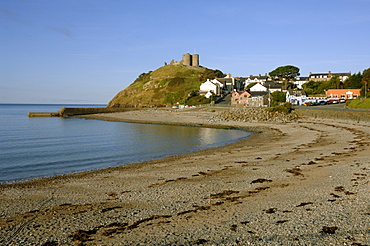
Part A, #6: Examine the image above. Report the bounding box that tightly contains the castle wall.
[182,53,192,66]
[192,54,199,67]
[167,53,199,67]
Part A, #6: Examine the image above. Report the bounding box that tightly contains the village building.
[199,79,222,97]
[231,90,250,105]
[309,71,351,82]
[248,91,270,107]
[326,89,361,101]
[264,81,283,93]
[215,74,235,92]
[244,74,271,85]
[249,83,267,92]
[294,77,309,89]
[286,90,308,105]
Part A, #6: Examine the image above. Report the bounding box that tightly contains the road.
[214,96,370,112]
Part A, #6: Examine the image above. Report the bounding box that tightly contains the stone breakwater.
[28,107,132,117]
[210,108,299,123]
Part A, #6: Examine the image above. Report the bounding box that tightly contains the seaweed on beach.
[320,226,338,234]
[285,167,304,176]
[250,178,272,184]
[69,229,98,242]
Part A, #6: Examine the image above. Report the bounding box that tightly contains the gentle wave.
[0,104,251,184]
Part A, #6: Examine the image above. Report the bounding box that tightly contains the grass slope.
[346,98,370,108]
[108,65,218,108]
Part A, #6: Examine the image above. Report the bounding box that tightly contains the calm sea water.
[0,104,251,184]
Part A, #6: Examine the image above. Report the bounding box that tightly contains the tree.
[271,91,286,103]
[362,68,370,98]
[269,65,300,82]
[213,69,226,78]
[269,65,300,90]
[200,68,226,81]
[302,81,320,95]
[343,72,363,89]
[328,76,342,89]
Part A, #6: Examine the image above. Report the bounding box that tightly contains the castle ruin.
[165,53,200,67]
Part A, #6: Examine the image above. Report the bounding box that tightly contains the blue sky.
[1,0,370,104]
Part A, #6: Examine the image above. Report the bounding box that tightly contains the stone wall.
[210,108,298,123]
[294,108,370,122]
[57,107,129,116]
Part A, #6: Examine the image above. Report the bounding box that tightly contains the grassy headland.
[108,65,223,108]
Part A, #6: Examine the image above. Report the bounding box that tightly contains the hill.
[108,65,224,108]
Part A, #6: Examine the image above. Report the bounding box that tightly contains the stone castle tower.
[166,53,199,67]
[181,53,199,67]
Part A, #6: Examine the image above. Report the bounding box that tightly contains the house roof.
[216,78,233,83]
[249,91,268,97]
[310,72,351,77]
[232,90,250,96]
[287,90,307,96]
[264,81,282,89]
[296,77,309,80]
[326,89,361,94]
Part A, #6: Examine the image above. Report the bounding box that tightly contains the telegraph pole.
[268,85,271,107]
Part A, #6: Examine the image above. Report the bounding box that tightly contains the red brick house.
[231,90,251,105]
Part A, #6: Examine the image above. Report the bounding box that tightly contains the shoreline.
[1,108,265,188]
[1,107,369,245]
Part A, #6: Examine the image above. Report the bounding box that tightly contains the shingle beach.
[1,108,369,245]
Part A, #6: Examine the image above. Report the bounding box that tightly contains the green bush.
[266,102,293,114]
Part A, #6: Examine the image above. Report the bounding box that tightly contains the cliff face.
[108,65,222,108]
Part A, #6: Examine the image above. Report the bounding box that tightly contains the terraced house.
[309,71,351,82]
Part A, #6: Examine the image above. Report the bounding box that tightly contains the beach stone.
[210,108,298,123]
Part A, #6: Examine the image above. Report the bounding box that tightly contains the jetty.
[28,107,129,117]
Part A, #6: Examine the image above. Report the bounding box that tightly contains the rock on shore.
[211,107,298,123]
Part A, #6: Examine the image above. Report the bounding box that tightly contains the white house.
[309,71,351,82]
[211,79,224,89]
[204,91,214,99]
[245,74,270,83]
[294,77,309,89]
[249,83,267,92]
[215,74,235,91]
[264,81,282,93]
[199,79,221,96]
[286,90,307,105]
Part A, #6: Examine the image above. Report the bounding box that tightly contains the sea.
[0,104,251,184]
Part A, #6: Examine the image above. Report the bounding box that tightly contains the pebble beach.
[1,107,369,245]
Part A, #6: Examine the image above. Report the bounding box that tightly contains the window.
[341,94,345,98]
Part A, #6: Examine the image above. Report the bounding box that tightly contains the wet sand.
[1,107,369,245]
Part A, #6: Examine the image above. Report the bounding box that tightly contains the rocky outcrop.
[210,108,298,123]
